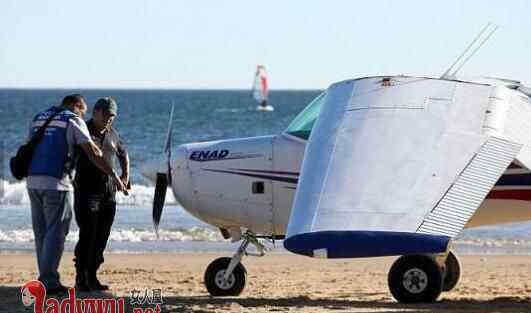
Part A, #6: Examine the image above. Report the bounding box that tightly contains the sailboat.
[252,65,274,111]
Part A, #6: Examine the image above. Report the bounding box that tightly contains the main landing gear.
[387,250,462,303]
[204,231,266,296]
[203,234,462,303]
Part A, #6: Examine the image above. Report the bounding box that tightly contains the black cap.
[94,97,118,116]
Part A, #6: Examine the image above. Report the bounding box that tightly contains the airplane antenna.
[440,23,498,79]
[450,24,498,77]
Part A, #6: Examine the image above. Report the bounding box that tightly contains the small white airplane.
[142,25,531,303]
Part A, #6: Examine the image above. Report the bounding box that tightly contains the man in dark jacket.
[74,97,130,291]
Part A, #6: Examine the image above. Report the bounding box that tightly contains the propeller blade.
[164,103,175,186]
[164,104,174,152]
[153,103,175,238]
[152,172,168,237]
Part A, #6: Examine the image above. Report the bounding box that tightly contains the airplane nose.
[140,155,166,183]
[172,145,188,170]
[140,145,188,183]
[167,145,199,215]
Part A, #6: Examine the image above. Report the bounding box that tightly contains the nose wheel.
[204,257,247,296]
[204,231,266,296]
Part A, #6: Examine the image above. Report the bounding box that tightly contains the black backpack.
[10,108,65,180]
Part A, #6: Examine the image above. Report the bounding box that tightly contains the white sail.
[252,65,269,104]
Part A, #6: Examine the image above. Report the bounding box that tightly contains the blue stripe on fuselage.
[496,173,531,186]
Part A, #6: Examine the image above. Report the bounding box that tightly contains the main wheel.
[442,250,461,292]
[388,255,443,303]
[204,257,247,296]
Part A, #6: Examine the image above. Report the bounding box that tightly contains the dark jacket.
[74,119,127,196]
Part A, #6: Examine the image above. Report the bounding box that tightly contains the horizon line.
[0,86,323,91]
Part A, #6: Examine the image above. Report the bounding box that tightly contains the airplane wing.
[284,76,526,258]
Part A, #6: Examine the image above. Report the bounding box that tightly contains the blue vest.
[28,106,77,179]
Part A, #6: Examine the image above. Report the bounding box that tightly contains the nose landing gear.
[204,231,266,296]
[204,257,247,296]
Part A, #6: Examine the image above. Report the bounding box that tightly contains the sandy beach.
[0,252,530,313]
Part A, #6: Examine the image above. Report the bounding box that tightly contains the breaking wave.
[0,226,223,243]
[2,227,531,248]
[454,237,531,248]
[0,179,176,206]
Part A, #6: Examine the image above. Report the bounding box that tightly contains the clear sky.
[1,0,530,89]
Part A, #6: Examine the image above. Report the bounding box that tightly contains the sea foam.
[0,179,176,206]
[0,226,223,243]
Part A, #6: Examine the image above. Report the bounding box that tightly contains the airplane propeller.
[152,103,175,237]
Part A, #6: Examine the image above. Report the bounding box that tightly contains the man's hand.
[120,173,129,187]
[112,172,126,192]
[120,173,131,195]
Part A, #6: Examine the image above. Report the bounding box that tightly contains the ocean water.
[1,89,530,254]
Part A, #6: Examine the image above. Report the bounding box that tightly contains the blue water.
[1,89,530,254]
[0,89,320,184]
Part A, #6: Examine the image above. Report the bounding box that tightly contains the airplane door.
[190,136,275,234]
[271,134,306,235]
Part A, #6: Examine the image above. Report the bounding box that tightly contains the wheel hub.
[402,268,428,294]
[215,270,235,290]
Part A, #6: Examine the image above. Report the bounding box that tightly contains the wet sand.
[0,253,530,312]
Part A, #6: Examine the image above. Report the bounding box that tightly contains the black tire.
[204,257,247,296]
[388,255,443,303]
[442,250,461,292]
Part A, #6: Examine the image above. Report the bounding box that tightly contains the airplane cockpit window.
[285,92,326,140]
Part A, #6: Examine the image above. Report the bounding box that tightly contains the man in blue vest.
[26,94,125,295]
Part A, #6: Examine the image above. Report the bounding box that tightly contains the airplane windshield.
[285,92,326,140]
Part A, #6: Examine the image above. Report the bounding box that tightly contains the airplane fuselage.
[168,133,531,238]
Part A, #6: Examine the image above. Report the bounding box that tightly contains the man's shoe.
[47,285,69,296]
[86,270,110,291]
[94,281,109,291]
[93,275,109,290]
[75,282,91,292]
[75,266,90,292]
